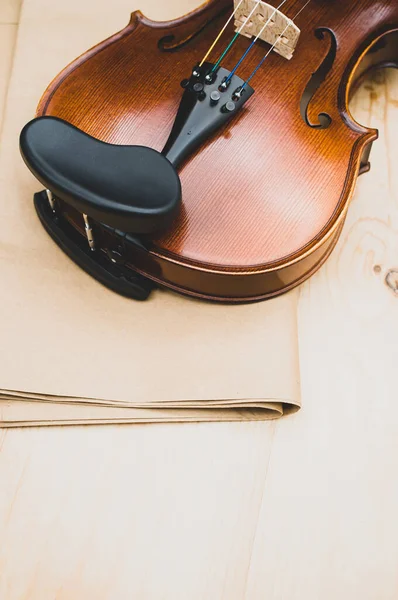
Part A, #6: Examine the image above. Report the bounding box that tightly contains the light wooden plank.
[0,422,276,600]
[244,68,398,600]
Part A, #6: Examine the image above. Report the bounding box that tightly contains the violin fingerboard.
[234,0,301,60]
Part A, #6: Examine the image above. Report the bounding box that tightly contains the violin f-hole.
[300,27,338,129]
[158,6,230,52]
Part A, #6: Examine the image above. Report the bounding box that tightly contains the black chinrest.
[20,116,181,234]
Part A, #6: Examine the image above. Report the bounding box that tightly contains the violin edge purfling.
[20,0,398,302]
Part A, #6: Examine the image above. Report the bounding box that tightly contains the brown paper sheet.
[0,398,285,426]
[0,0,301,426]
[0,23,17,136]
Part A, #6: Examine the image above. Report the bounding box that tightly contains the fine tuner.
[19,0,398,302]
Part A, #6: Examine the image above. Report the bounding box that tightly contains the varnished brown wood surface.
[36,0,398,300]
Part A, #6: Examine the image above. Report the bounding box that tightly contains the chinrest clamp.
[35,190,156,300]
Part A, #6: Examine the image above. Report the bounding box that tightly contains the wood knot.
[385,269,398,296]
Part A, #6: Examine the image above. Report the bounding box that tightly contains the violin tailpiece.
[234,0,301,60]
[161,64,254,168]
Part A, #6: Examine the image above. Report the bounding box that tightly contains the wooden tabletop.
[0,1,397,598]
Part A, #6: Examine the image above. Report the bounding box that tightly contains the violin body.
[21,0,398,302]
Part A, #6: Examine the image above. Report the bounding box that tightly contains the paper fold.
[0,0,301,426]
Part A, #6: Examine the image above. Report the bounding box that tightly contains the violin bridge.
[234,0,301,60]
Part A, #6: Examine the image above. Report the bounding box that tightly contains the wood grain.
[0,3,397,600]
[241,68,398,600]
[34,0,398,300]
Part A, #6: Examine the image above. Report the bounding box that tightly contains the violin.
[19,0,398,302]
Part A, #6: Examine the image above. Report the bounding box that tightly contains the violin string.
[224,0,289,83]
[199,0,245,68]
[240,0,311,89]
[209,0,263,74]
